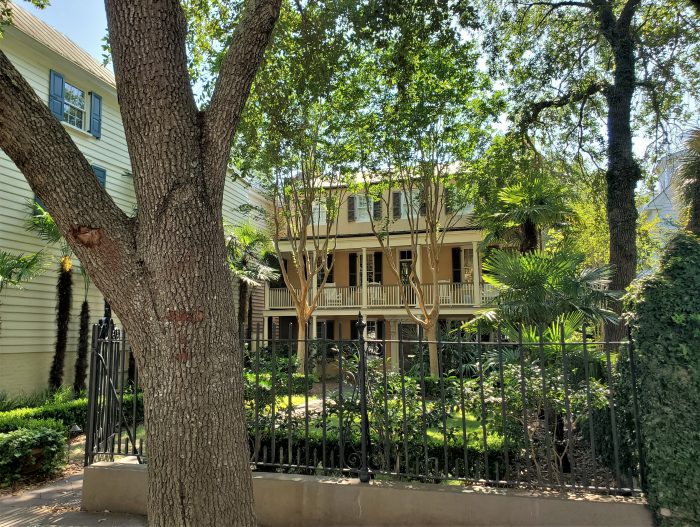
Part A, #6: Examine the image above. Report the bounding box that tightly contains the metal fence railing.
[85,314,644,496]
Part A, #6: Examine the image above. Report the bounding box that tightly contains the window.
[48,70,102,138]
[348,194,381,223]
[311,201,326,225]
[63,82,85,128]
[399,250,413,283]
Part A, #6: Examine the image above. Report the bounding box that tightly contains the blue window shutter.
[92,165,107,188]
[48,70,64,120]
[89,92,102,139]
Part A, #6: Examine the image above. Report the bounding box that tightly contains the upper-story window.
[63,82,85,128]
[49,70,102,139]
[311,201,327,225]
[348,194,382,223]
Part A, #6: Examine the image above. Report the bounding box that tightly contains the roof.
[9,2,116,88]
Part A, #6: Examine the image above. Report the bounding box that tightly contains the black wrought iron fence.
[85,315,645,496]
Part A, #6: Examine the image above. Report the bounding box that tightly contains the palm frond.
[0,251,44,294]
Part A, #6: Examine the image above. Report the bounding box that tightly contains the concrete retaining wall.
[82,463,652,526]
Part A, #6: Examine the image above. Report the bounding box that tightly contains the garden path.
[0,472,146,526]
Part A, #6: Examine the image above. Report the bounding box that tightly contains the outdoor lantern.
[69,423,82,437]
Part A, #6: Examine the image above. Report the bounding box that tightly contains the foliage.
[0,393,143,431]
[476,167,571,254]
[675,128,700,235]
[0,250,43,296]
[471,248,618,328]
[0,426,66,486]
[625,233,700,525]
[0,416,64,434]
[483,0,699,164]
[225,223,278,288]
[73,300,90,395]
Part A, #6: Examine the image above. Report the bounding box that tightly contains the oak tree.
[0,1,281,525]
[484,0,700,337]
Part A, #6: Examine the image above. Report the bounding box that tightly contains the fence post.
[356,312,371,483]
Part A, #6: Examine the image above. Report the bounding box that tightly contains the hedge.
[0,426,67,486]
[626,233,700,526]
[0,393,144,433]
[0,398,90,431]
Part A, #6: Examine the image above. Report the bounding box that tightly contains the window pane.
[64,82,85,109]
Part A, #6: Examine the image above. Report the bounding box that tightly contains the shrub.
[0,416,65,434]
[626,233,700,525]
[0,426,67,486]
[0,393,143,432]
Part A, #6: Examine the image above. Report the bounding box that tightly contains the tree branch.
[0,49,147,326]
[520,80,608,129]
[204,0,282,191]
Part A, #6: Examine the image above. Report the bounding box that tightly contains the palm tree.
[479,175,571,254]
[224,223,279,339]
[470,247,618,329]
[73,268,91,395]
[26,202,74,391]
[676,128,700,236]
[0,250,43,334]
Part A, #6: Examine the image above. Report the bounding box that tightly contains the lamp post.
[356,312,371,483]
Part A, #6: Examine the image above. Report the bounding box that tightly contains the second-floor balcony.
[265,282,499,310]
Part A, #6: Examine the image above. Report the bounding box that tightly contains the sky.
[22,0,108,68]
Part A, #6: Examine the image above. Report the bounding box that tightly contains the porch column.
[472,241,481,306]
[262,316,269,343]
[264,282,270,310]
[389,319,400,372]
[361,248,368,309]
[312,315,318,339]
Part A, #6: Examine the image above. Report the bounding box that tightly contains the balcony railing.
[317,285,361,308]
[267,282,498,310]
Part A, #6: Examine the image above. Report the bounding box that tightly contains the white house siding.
[0,19,267,395]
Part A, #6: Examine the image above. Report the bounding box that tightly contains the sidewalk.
[0,473,146,526]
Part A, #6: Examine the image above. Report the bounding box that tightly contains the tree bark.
[601,3,641,341]
[0,0,280,523]
[296,317,308,368]
[238,278,250,338]
[519,218,539,254]
[426,323,439,377]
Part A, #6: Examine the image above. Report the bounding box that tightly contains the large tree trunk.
[0,0,280,523]
[604,17,640,342]
[128,212,255,526]
[49,261,72,391]
[238,278,250,338]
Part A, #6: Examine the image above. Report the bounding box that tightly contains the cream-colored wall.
[305,186,474,238]
[0,27,266,395]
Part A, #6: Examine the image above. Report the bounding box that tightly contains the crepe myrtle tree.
[0,1,281,525]
[347,10,496,376]
[269,155,346,368]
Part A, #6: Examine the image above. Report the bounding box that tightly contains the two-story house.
[0,4,266,395]
[263,181,496,370]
